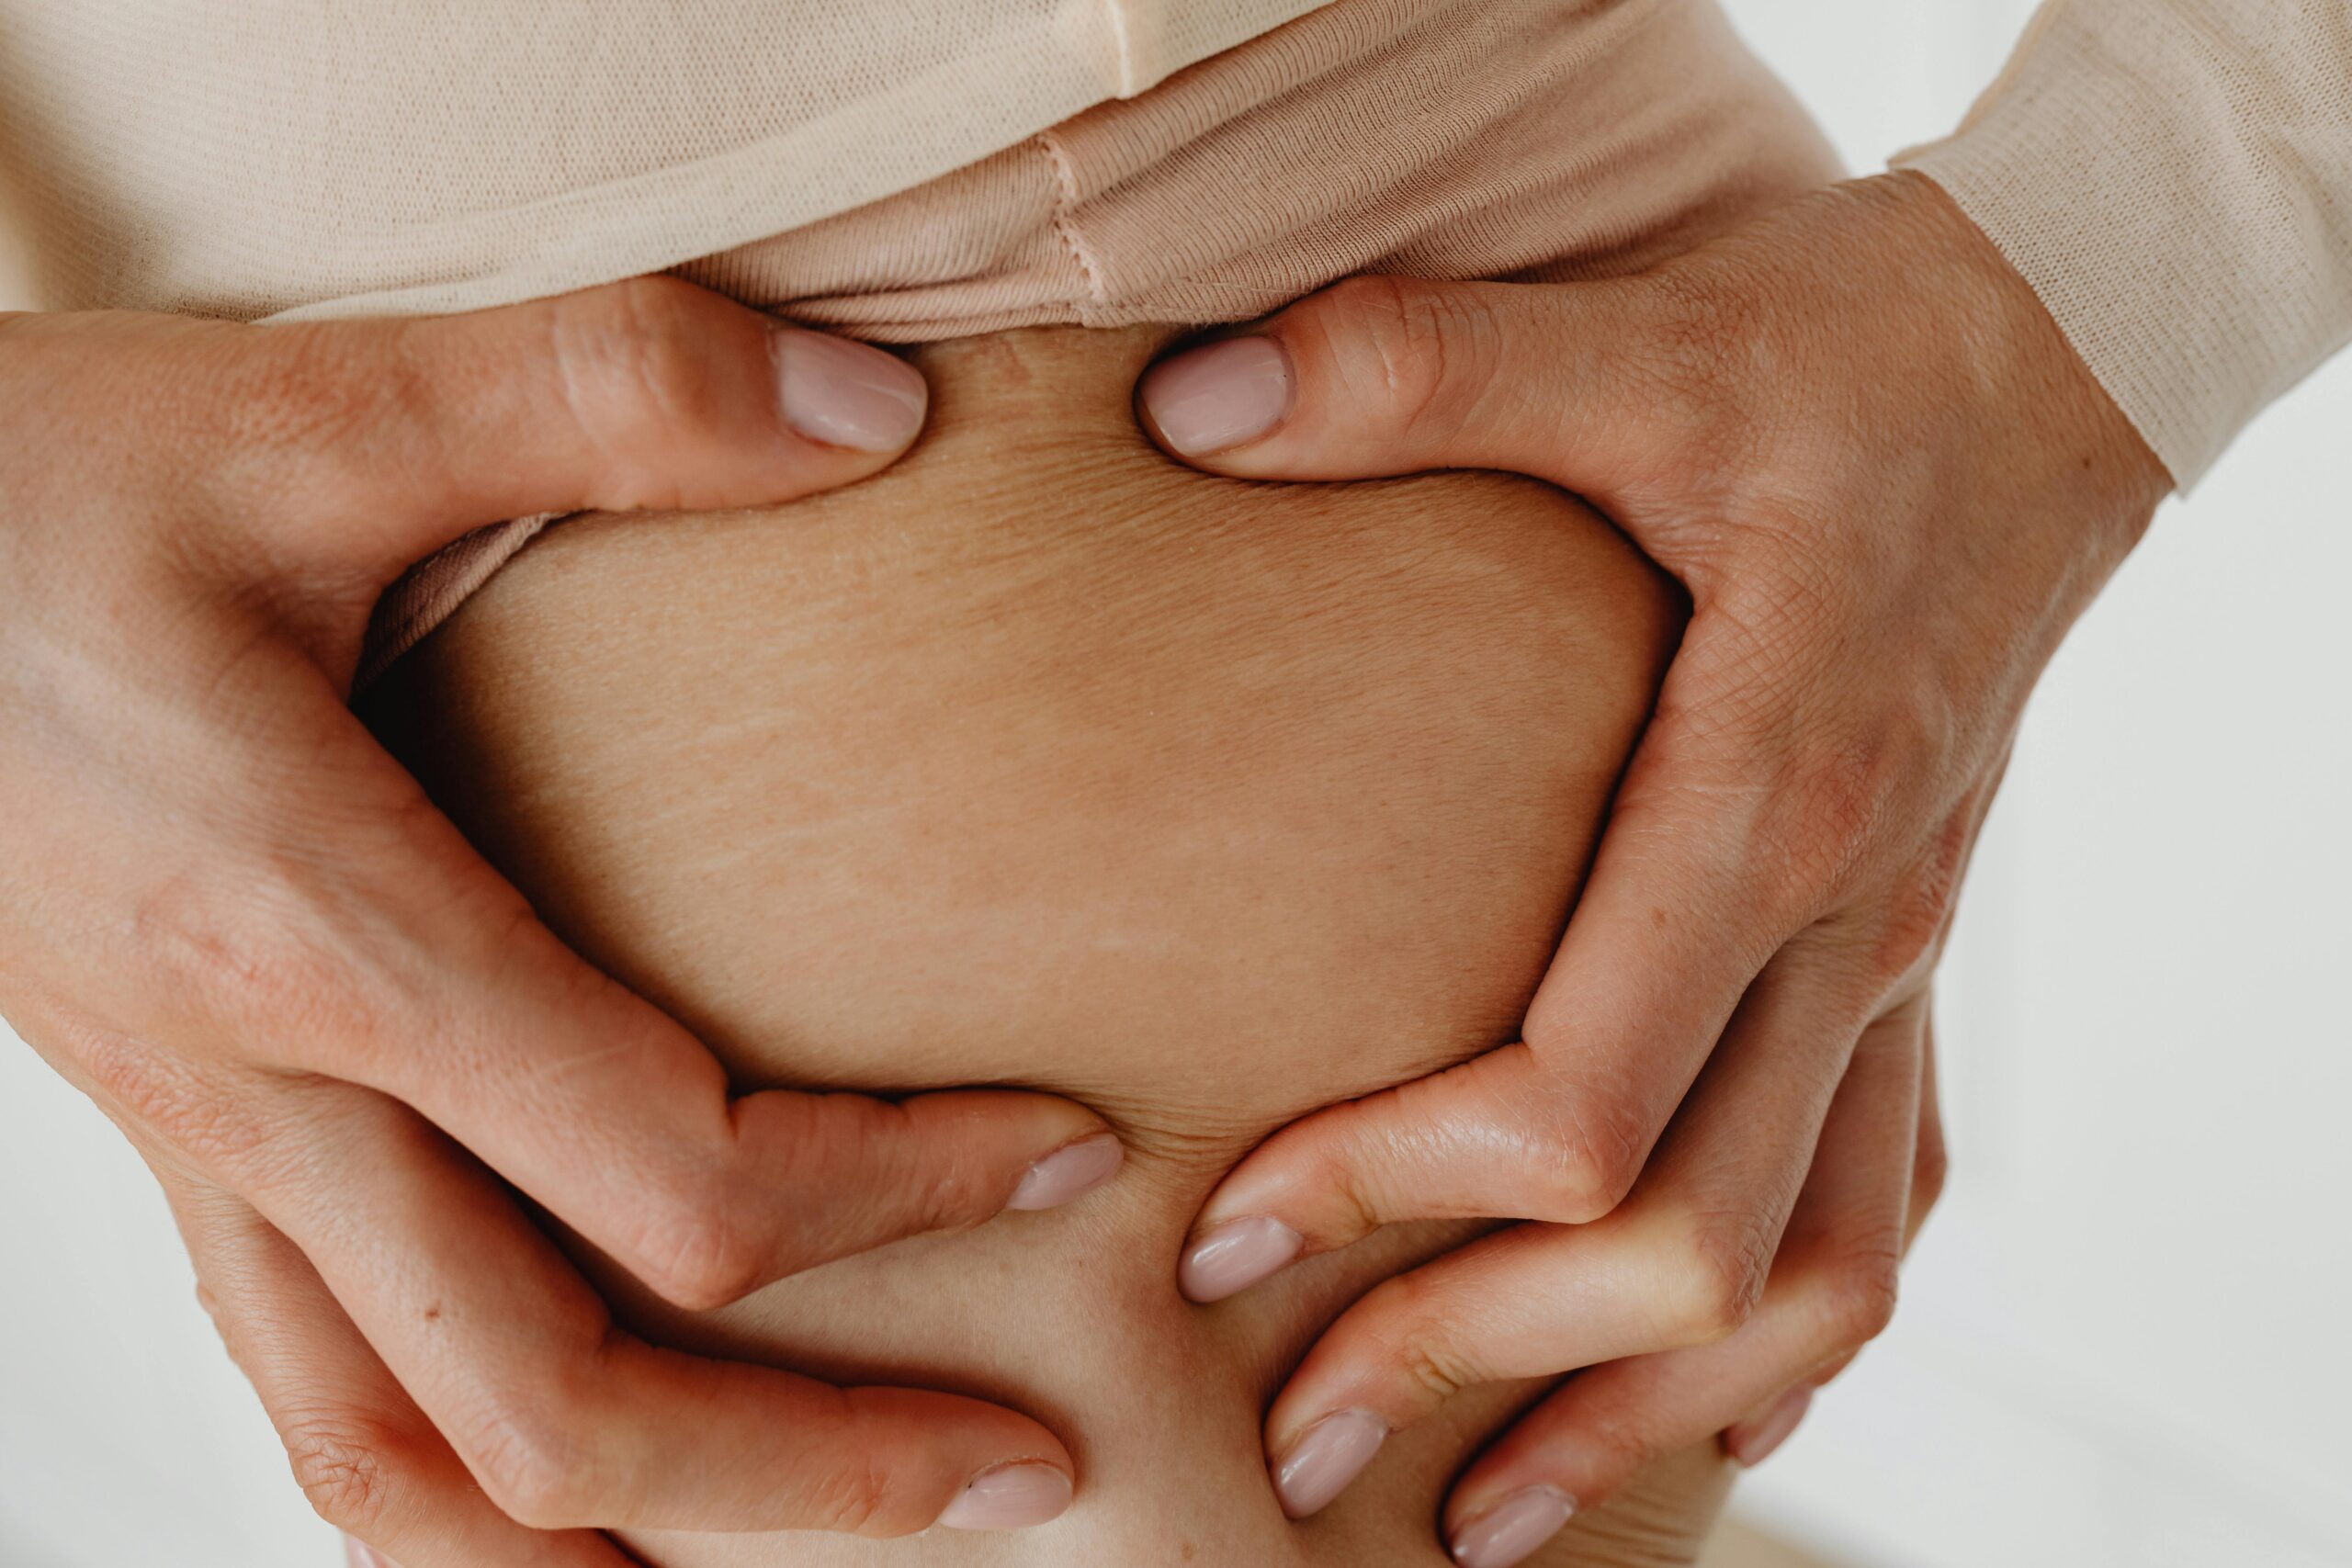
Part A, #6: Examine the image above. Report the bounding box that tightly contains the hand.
[0,279,1122,1566]
[1136,172,2166,1560]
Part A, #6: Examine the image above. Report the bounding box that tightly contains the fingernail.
[1178,1214,1303,1303]
[936,1462,1074,1530]
[772,328,928,452]
[343,1539,397,1568]
[1006,1134,1124,1211]
[1448,1487,1577,1568]
[1272,1409,1387,1518]
[1726,1386,1813,1468]
[1138,336,1293,456]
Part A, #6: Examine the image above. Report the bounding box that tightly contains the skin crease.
[363,322,1735,1566]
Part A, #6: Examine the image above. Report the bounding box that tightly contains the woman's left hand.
[1135,172,2168,1564]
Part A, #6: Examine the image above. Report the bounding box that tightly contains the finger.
[1717,1007,1942,1461]
[153,1168,636,1568]
[221,732,1119,1314]
[1906,1010,1947,1254]
[1717,1000,1942,1452]
[1134,275,1677,501]
[1720,1385,1815,1471]
[93,276,932,581]
[1179,626,1857,1306]
[1177,908,1856,1306]
[1438,1003,1925,1568]
[1242,939,1876,1517]
[228,1079,1077,1537]
[1179,1044,1633,1303]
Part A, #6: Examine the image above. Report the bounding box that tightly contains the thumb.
[1134,274,1666,497]
[165,276,930,581]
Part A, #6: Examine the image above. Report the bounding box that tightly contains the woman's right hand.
[0,280,1119,1565]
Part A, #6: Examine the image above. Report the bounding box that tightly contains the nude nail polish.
[1178,1214,1303,1303]
[1272,1408,1387,1518]
[1006,1134,1124,1211]
[1137,336,1294,456]
[1448,1486,1577,1568]
[343,1538,396,1568]
[772,327,928,452]
[935,1462,1074,1530]
[1727,1386,1812,1468]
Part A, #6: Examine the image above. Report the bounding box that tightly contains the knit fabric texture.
[1896,0,2352,489]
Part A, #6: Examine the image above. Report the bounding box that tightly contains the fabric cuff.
[1890,0,2352,491]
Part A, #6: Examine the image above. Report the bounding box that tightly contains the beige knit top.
[1,0,2345,490]
[1891,0,2352,489]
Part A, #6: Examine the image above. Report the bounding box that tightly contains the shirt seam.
[1035,130,1110,305]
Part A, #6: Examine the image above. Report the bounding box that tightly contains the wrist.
[1879,170,2172,547]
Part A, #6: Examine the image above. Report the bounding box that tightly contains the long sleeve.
[1892,1,2352,490]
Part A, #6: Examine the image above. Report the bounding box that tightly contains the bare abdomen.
[365,324,1721,1567]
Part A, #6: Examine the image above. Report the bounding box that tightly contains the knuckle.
[1913,1125,1950,1216]
[797,1445,895,1536]
[1782,741,1893,892]
[898,1132,998,1240]
[280,1411,407,1536]
[556,276,728,444]
[463,1394,602,1529]
[1817,1258,1900,1348]
[192,1277,226,1334]
[1879,812,1977,984]
[1359,1272,1479,1404]
[188,1272,254,1378]
[1662,1214,1772,1346]
[1578,1407,1664,1496]
[634,1191,769,1312]
[1314,1140,1392,1244]
[1293,1089,1413,1240]
[1527,1090,1650,1222]
[1777,696,1963,919]
[1876,876,1954,987]
[1307,275,1499,443]
[79,1032,277,1178]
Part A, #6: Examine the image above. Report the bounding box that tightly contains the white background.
[3,3,2347,1565]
